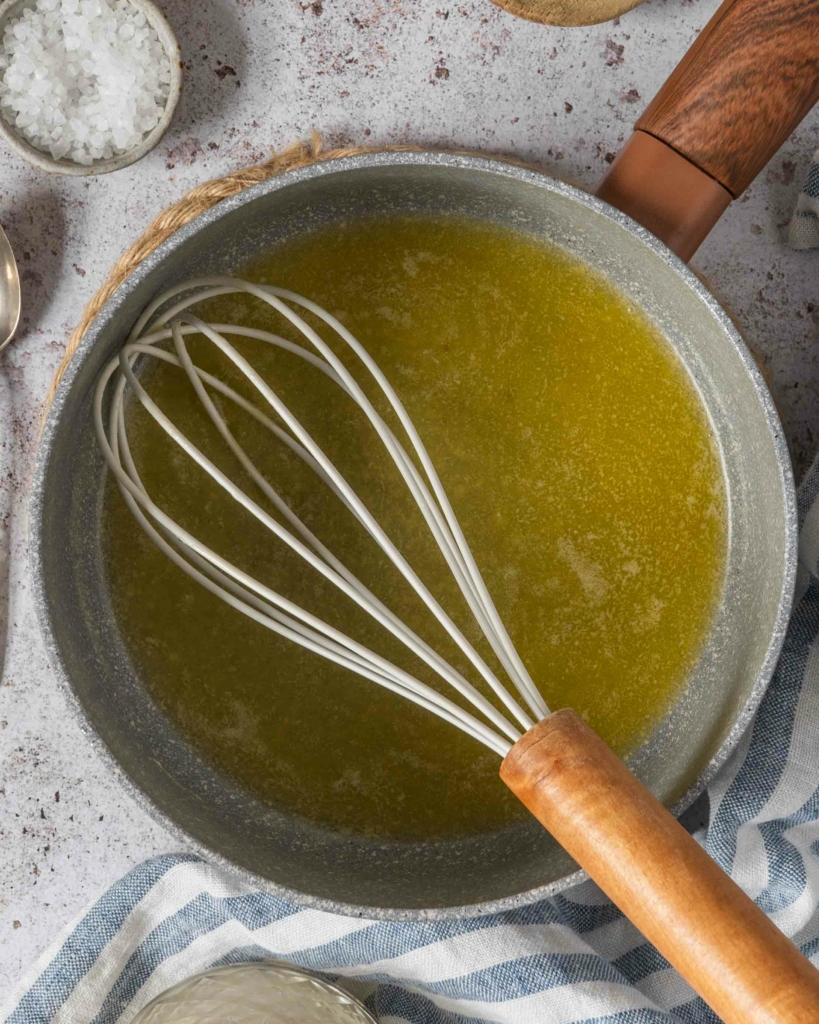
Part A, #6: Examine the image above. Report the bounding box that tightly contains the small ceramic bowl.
[130,963,378,1024]
[0,0,182,175]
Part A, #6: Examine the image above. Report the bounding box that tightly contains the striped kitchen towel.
[788,150,819,250]
[5,456,819,1024]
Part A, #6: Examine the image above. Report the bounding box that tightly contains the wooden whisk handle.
[501,710,819,1024]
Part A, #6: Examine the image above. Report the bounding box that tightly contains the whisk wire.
[167,310,537,733]
[109,333,525,750]
[132,279,547,722]
[168,320,524,737]
[97,361,515,758]
[268,283,549,723]
[94,277,551,757]
[115,343,527,744]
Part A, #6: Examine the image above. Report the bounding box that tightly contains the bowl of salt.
[0,0,181,174]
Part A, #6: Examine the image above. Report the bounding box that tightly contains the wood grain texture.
[637,0,819,198]
[501,711,819,1024]
[489,0,644,27]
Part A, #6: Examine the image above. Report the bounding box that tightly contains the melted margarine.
[102,216,726,840]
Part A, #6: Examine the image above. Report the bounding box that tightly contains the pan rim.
[29,150,798,920]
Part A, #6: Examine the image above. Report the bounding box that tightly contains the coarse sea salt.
[0,0,171,165]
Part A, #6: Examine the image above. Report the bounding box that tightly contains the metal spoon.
[0,226,20,352]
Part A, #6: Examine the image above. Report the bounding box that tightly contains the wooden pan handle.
[596,0,819,261]
[501,710,819,1024]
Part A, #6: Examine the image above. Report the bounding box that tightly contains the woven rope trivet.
[47,136,371,408]
[48,134,556,412]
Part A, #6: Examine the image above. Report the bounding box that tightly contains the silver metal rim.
[30,151,798,919]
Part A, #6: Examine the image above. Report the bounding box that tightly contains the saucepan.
[32,0,816,943]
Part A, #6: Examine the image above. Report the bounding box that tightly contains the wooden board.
[490,0,645,26]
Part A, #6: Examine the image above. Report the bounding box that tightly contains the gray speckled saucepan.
[30,150,796,919]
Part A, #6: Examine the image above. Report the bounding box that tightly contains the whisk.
[94,277,819,1024]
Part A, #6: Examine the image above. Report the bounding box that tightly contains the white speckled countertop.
[0,0,817,992]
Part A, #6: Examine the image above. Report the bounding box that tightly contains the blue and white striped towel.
[789,150,819,250]
[5,448,819,1024]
